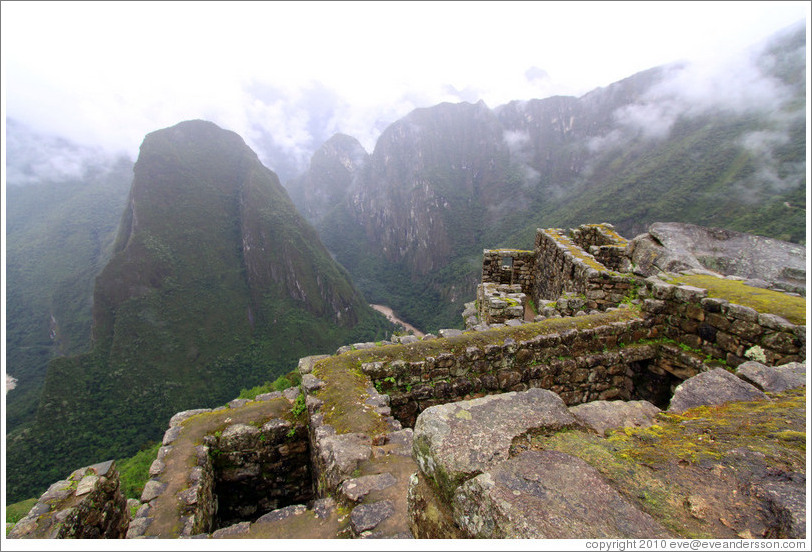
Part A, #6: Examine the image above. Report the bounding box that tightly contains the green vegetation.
[117,442,162,500]
[671,274,806,325]
[291,393,307,418]
[6,497,38,526]
[5,156,133,433]
[238,370,303,399]
[5,121,393,504]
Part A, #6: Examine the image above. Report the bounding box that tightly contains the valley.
[370,304,425,337]
[3,21,806,510]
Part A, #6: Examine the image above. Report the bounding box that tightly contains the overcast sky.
[2,0,809,175]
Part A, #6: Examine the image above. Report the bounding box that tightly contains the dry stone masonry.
[8,461,129,539]
[407,360,806,539]
[9,222,806,540]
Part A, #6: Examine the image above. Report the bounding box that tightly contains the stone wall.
[204,417,312,528]
[8,460,129,539]
[570,223,631,272]
[128,408,217,538]
[126,391,307,538]
[533,228,636,310]
[570,223,628,249]
[481,249,535,295]
[361,316,663,427]
[641,280,806,368]
[408,364,806,539]
[299,356,401,496]
[476,282,526,325]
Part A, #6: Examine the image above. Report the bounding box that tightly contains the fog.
[2,1,808,184]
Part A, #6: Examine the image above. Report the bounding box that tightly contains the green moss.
[312,355,390,437]
[531,387,806,537]
[671,274,805,325]
[546,229,609,273]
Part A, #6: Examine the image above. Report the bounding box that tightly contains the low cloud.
[502,130,531,153]
[5,119,127,186]
[608,28,801,142]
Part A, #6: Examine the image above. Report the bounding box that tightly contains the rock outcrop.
[408,361,806,539]
[7,120,392,504]
[629,222,806,295]
[8,461,128,539]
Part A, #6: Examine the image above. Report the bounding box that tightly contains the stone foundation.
[641,280,806,368]
[205,417,312,528]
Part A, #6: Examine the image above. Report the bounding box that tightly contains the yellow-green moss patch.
[671,274,806,325]
[531,387,806,538]
[546,228,610,273]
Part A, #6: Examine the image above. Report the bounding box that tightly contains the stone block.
[412,388,579,502]
[729,319,764,341]
[162,426,182,446]
[705,312,731,332]
[569,400,661,437]
[700,296,727,313]
[297,355,329,375]
[724,303,759,323]
[735,361,806,393]
[757,313,795,332]
[453,451,671,538]
[338,473,398,504]
[668,368,767,413]
[673,285,707,303]
[350,500,395,534]
[301,373,325,393]
[141,479,167,503]
[761,331,802,355]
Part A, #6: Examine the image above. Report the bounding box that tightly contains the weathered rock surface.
[412,388,580,501]
[569,399,661,437]
[629,222,806,294]
[453,450,672,538]
[350,500,396,534]
[317,432,373,491]
[752,478,807,539]
[339,473,398,504]
[735,361,806,393]
[8,461,128,539]
[668,367,767,413]
[406,471,462,539]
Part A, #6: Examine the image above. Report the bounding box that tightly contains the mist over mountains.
[6,120,392,502]
[3,21,806,503]
[288,21,806,332]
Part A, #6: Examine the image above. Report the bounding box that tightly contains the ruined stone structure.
[477,225,636,326]
[9,223,806,540]
[8,461,129,539]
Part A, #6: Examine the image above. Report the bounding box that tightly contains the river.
[370,304,425,337]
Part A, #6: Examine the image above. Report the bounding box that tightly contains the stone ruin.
[8,222,807,540]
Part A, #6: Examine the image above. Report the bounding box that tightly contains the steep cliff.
[287,133,369,224]
[292,24,806,332]
[6,120,391,502]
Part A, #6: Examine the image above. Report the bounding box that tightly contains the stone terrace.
[10,223,806,540]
